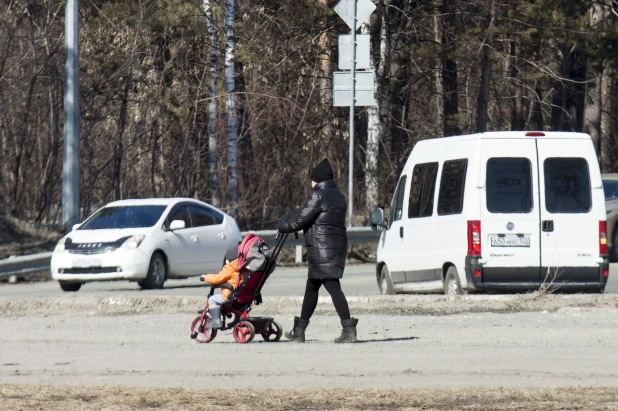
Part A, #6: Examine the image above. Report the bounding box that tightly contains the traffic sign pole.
[348,0,356,229]
[334,0,375,228]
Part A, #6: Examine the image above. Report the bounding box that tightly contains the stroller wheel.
[191,316,217,343]
[261,320,283,342]
[233,321,255,344]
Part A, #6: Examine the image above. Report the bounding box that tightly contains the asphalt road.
[2,263,617,297]
[2,310,617,389]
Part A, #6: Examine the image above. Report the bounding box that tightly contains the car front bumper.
[51,248,150,282]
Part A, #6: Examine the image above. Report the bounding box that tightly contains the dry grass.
[1,384,617,410]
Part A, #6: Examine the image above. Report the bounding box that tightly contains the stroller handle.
[275,230,299,240]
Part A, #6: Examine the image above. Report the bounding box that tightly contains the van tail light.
[467,220,482,256]
[602,268,609,277]
[525,131,545,137]
[600,221,608,256]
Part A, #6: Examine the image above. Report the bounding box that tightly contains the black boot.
[334,318,358,343]
[284,316,310,343]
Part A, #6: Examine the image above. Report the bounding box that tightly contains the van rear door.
[536,138,602,283]
[480,139,541,283]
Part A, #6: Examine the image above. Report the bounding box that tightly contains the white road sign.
[334,0,376,31]
[333,71,376,107]
[338,34,371,70]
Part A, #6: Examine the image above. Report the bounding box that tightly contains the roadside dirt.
[1,293,617,317]
[2,384,618,410]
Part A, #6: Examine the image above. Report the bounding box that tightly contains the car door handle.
[399,227,404,238]
[191,235,198,242]
[542,221,554,232]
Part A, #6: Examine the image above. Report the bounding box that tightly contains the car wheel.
[610,229,618,263]
[379,265,395,295]
[444,266,464,296]
[59,281,82,292]
[140,252,167,290]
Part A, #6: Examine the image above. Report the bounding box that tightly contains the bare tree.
[476,0,496,133]
[203,0,219,206]
[441,0,460,136]
[224,0,238,216]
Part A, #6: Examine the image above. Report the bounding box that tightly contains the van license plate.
[72,259,102,268]
[490,236,530,247]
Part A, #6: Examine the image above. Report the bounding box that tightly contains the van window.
[388,175,408,227]
[486,158,533,213]
[544,158,591,213]
[409,162,439,218]
[437,159,468,216]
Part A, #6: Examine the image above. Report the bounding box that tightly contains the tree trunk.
[476,0,496,133]
[526,82,545,131]
[114,79,131,201]
[585,3,608,163]
[433,0,444,134]
[442,0,460,136]
[224,0,238,217]
[509,40,525,131]
[236,61,253,200]
[203,0,219,206]
[361,21,380,216]
[600,60,615,172]
[318,0,331,106]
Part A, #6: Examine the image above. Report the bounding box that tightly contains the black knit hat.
[225,245,238,263]
[310,159,334,183]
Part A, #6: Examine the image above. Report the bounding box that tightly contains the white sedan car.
[51,198,242,292]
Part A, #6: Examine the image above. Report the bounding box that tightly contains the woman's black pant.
[300,278,350,321]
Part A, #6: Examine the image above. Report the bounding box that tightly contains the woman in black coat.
[278,159,357,343]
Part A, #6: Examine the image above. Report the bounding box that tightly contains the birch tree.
[224,0,238,216]
[203,0,219,206]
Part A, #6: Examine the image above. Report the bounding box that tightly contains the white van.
[371,131,609,295]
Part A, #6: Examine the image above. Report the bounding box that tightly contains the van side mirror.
[169,220,186,231]
[371,207,387,231]
[71,223,81,231]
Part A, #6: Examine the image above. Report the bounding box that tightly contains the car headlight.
[54,237,67,252]
[122,235,146,249]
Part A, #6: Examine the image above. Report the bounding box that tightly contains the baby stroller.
[190,232,289,344]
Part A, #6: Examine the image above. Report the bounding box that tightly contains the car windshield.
[78,205,167,230]
[603,180,618,200]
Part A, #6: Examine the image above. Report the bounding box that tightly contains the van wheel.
[379,265,395,295]
[59,281,82,292]
[444,266,464,296]
[140,252,167,290]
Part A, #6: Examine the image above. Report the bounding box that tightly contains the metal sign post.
[63,0,81,233]
[334,0,376,228]
[348,0,357,229]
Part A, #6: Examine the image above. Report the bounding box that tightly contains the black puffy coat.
[279,180,347,279]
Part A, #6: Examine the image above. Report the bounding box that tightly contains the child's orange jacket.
[201,259,240,301]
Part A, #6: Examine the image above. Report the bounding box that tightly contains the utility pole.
[63,0,80,233]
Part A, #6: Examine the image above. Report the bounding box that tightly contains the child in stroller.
[199,245,241,328]
[191,232,289,344]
